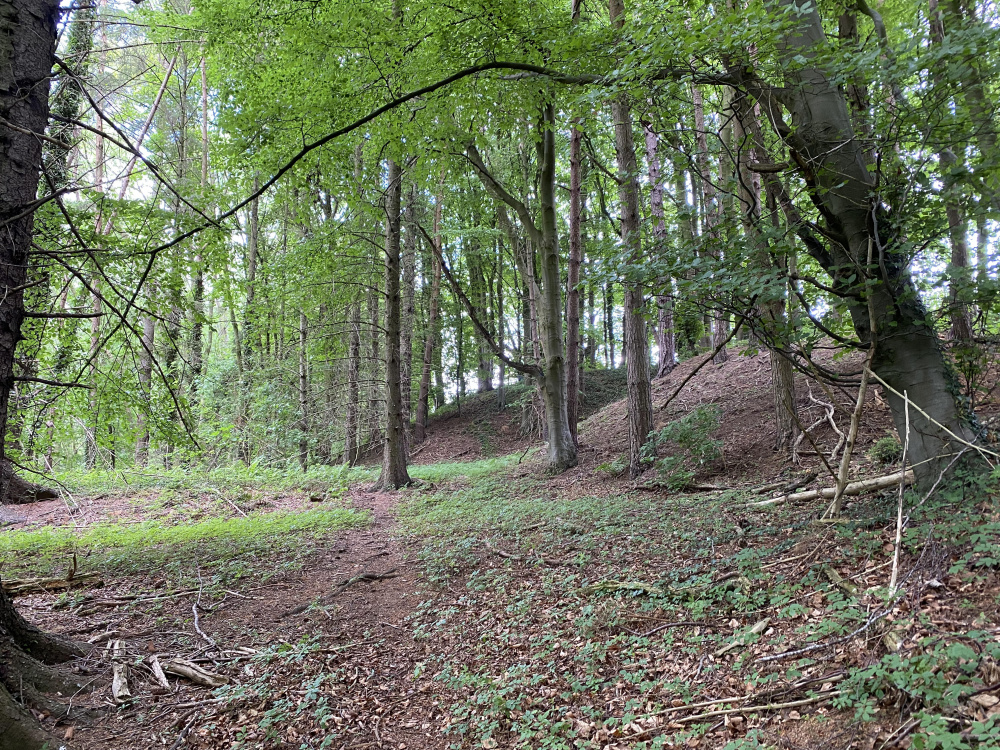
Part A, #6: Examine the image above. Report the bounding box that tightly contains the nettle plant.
[641,405,723,489]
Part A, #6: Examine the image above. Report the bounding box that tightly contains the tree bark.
[415,187,443,443]
[0,2,90,747]
[344,300,361,464]
[928,0,974,343]
[375,160,412,489]
[691,84,729,363]
[567,121,584,444]
[611,0,653,479]
[401,183,417,437]
[534,104,577,470]
[642,120,676,378]
[135,314,155,466]
[298,310,309,471]
[745,0,980,486]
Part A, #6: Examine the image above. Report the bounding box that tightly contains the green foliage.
[641,405,723,489]
[672,300,705,358]
[868,435,904,465]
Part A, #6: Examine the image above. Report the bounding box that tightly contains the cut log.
[751,470,913,507]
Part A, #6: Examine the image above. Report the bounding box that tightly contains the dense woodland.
[2,0,1000,748]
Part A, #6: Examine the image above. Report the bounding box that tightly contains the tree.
[738,0,979,485]
[610,0,654,479]
[0,2,90,747]
[374,159,412,489]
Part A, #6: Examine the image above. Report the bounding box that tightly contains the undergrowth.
[399,455,1000,749]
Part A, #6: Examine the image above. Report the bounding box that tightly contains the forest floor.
[3,349,1000,750]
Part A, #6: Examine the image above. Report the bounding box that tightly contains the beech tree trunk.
[298,310,309,471]
[642,120,676,378]
[744,0,980,486]
[375,160,412,490]
[611,0,653,478]
[415,189,443,443]
[401,183,417,437]
[533,105,577,470]
[0,3,91,747]
[344,300,361,464]
[928,0,974,343]
[691,84,729,364]
[567,121,584,444]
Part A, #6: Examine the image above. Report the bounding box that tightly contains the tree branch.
[416,222,541,378]
[463,143,543,248]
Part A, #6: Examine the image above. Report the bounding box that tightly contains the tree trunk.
[375,160,412,490]
[611,0,653,478]
[729,86,799,453]
[190,55,210,397]
[298,310,309,471]
[135,314,156,466]
[567,121,584,444]
[344,300,361,464]
[534,104,577,470]
[401,183,417,438]
[928,0,974,343]
[746,0,980,486]
[364,284,382,452]
[0,2,91,746]
[642,120,676,377]
[415,188,443,443]
[691,84,729,364]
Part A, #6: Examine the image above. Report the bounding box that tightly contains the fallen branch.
[149,655,171,691]
[280,569,400,618]
[638,620,703,638]
[751,470,913,507]
[160,658,229,688]
[753,472,818,497]
[674,689,844,725]
[658,313,748,412]
[110,641,132,704]
[715,618,770,657]
[577,580,665,596]
[2,571,101,596]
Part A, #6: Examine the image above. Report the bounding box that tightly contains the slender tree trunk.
[642,120,676,377]
[190,55,210,396]
[534,104,577,470]
[611,0,653,477]
[567,121,584,443]
[929,0,973,342]
[375,160,412,489]
[298,310,309,471]
[415,189,443,443]
[135,314,156,466]
[401,183,417,437]
[344,300,361,464]
[730,94,799,453]
[604,283,615,367]
[587,270,596,367]
[691,84,729,363]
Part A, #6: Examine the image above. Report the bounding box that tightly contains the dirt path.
[42,488,455,750]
